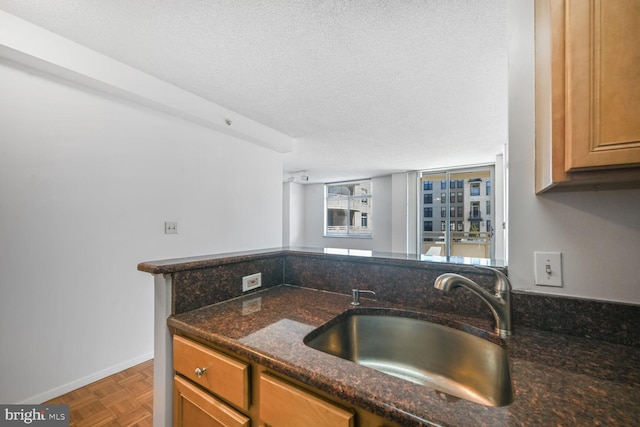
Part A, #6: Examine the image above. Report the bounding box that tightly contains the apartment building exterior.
[421,171,493,258]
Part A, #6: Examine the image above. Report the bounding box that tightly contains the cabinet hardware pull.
[194,367,207,378]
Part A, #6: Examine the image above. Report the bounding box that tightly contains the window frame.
[324,179,373,238]
[470,182,481,196]
[419,165,496,259]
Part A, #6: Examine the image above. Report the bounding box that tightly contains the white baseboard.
[20,352,154,404]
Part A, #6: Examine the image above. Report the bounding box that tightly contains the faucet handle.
[351,289,376,306]
[473,266,511,292]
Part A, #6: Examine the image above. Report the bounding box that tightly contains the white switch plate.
[164,221,178,234]
[242,273,262,292]
[534,252,563,287]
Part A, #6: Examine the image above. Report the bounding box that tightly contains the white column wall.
[282,181,305,247]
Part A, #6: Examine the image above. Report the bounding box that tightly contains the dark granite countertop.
[168,285,640,427]
[138,246,506,274]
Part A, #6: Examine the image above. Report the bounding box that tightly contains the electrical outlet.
[164,221,178,234]
[242,273,262,292]
[534,252,563,287]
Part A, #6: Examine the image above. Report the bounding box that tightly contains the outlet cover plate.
[242,273,262,292]
[164,221,178,234]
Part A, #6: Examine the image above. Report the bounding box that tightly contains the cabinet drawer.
[259,372,354,427]
[173,335,249,410]
[174,375,250,427]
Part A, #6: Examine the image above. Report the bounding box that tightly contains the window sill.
[324,234,373,239]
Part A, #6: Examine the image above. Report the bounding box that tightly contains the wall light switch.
[164,221,178,234]
[534,251,563,287]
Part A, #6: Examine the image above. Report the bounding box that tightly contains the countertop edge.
[138,246,506,275]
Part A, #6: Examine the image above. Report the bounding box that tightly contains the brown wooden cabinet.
[173,335,250,411]
[173,335,251,427]
[535,0,640,193]
[259,373,354,427]
[172,334,401,427]
[174,375,250,427]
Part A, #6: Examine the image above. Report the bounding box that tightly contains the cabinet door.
[173,335,250,410]
[174,375,250,427]
[565,0,640,170]
[259,373,354,427]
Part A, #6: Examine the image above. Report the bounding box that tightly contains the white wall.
[282,181,304,247]
[302,176,392,252]
[494,153,507,263]
[0,60,283,403]
[391,172,411,254]
[507,1,640,304]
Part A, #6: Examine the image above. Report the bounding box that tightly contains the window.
[470,201,481,219]
[470,181,481,196]
[420,166,495,259]
[325,180,372,237]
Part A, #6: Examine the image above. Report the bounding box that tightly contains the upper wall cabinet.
[535,0,640,193]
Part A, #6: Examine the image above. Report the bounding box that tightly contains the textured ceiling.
[0,0,508,183]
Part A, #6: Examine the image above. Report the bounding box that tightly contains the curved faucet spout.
[434,269,513,337]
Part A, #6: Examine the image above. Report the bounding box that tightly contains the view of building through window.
[420,167,494,258]
[325,180,372,237]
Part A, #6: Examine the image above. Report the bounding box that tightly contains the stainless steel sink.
[303,309,513,407]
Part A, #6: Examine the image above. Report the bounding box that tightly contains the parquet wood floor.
[45,359,154,427]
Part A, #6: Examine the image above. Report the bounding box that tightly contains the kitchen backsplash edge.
[155,249,639,347]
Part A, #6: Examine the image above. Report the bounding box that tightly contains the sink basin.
[303,309,513,407]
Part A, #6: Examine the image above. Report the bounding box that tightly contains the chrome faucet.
[434,267,513,337]
[351,289,376,306]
